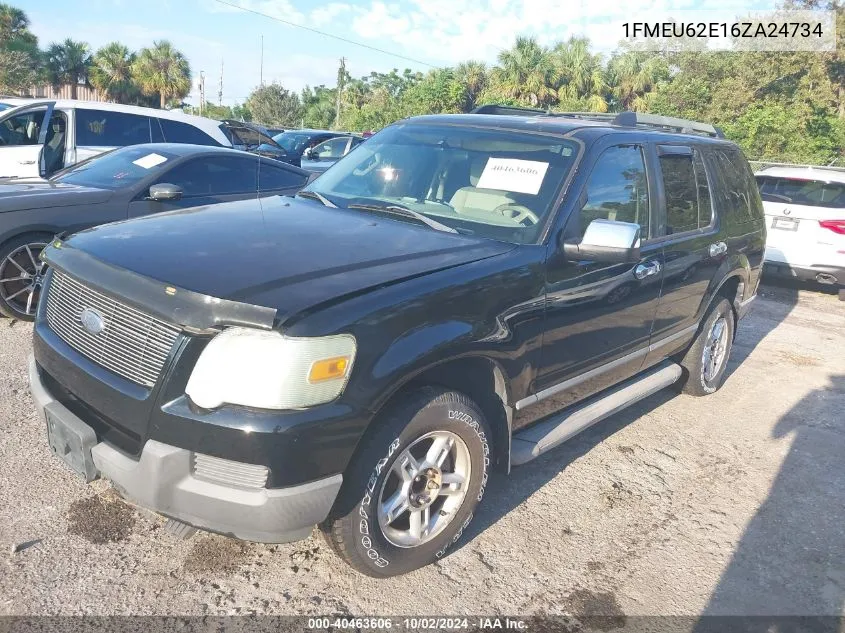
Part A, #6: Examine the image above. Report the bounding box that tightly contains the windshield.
[53,145,178,190]
[303,123,579,244]
[273,131,313,155]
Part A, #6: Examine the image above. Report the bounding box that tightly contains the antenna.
[218,59,223,106]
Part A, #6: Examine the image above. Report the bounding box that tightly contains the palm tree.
[455,60,487,111]
[554,36,608,112]
[608,51,668,111]
[89,42,135,103]
[489,37,558,108]
[131,40,191,109]
[0,3,35,46]
[45,39,91,99]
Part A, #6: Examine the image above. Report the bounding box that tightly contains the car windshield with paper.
[303,123,579,244]
[53,145,176,190]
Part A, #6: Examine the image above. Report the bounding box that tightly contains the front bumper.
[30,354,342,543]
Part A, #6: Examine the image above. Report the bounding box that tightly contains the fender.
[693,251,751,323]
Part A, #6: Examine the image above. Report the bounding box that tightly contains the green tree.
[245,82,302,127]
[553,36,607,112]
[301,84,336,129]
[607,50,668,111]
[455,60,487,111]
[487,36,558,107]
[89,42,135,103]
[45,38,91,99]
[0,3,40,93]
[132,40,191,109]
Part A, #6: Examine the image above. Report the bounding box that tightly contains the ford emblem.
[80,308,106,335]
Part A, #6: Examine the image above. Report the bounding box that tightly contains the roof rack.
[470,104,724,138]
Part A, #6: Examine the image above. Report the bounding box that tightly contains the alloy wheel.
[377,431,472,548]
[0,242,48,318]
[701,316,729,383]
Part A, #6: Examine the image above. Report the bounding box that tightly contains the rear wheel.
[0,234,52,320]
[677,297,735,396]
[321,387,491,577]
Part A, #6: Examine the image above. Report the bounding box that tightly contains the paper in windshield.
[475,158,549,195]
[132,153,168,169]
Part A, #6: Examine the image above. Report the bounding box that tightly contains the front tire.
[677,297,735,396]
[0,234,53,320]
[321,387,491,577]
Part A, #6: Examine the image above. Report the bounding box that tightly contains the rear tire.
[0,233,53,320]
[677,297,735,397]
[321,387,491,577]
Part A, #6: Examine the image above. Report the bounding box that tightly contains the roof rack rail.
[471,104,724,138]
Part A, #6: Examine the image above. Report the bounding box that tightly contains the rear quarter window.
[75,109,152,147]
[709,149,764,225]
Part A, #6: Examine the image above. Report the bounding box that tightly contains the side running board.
[511,361,683,466]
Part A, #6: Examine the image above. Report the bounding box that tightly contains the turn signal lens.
[308,356,351,383]
[819,220,845,235]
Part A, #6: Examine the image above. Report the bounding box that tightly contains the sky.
[24,0,781,107]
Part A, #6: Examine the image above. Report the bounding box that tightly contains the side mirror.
[562,219,641,264]
[149,183,183,201]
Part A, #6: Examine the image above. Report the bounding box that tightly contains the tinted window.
[659,149,713,234]
[258,163,308,190]
[0,108,47,146]
[313,137,348,159]
[159,119,219,146]
[162,155,256,196]
[53,145,177,190]
[756,176,845,208]
[273,131,313,154]
[711,150,760,222]
[581,145,650,237]
[76,109,152,147]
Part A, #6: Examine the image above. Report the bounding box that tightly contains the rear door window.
[580,144,650,238]
[158,119,220,146]
[76,109,152,147]
[258,162,308,190]
[657,147,713,234]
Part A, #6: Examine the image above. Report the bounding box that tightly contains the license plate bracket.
[772,217,799,231]
[45,404,99,482]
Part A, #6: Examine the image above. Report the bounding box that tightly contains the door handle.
[18,160,36,165]
[634,261,662,280]
[709,242,727,257]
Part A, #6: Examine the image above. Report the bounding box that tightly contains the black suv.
[29,106,765,577]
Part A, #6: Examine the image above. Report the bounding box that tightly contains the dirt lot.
[0,281,843,617]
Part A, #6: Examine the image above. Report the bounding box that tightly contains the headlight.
[185,327,356,410]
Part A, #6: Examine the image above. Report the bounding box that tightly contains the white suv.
[0,99,231,179]
[755,165,845,290]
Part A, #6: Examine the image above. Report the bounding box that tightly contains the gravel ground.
[0,281,843,617]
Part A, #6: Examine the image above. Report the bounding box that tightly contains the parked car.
[272,129,349,163]
[755,165,845,290]
[29,107,765,577]
[218,120,296,167]
[299,134,365,174]
[0,143,311,319]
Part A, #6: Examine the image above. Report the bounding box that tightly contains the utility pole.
[260,35,264,87]
[335,57,346,130]
[199,71,205,116]
[218,59,224,107]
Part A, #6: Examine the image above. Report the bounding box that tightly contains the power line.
[211,0,435,69]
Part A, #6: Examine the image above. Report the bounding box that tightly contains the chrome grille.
[193,453,269,489]
[44,270,180,388]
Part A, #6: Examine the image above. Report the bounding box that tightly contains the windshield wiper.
[296,190,338,208]
[348,203,457,234]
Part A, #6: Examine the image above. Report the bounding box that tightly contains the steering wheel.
[494,203,539,226]
[352,152,381,177]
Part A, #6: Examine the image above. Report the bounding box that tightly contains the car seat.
[42,116,66,176]
[449,156,517,216]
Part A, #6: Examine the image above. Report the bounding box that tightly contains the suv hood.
[60,197,514,325]
[0,181,111,213]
